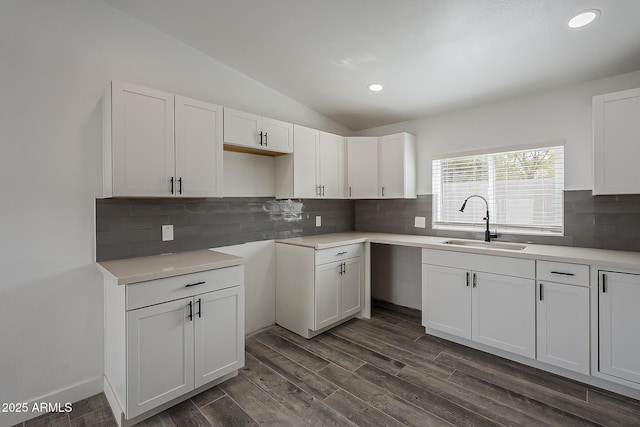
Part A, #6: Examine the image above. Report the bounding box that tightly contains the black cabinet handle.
[551,271,575,276]
[259,131,263,145]
[170,177,174,194]
[336,251,348,256]
[339,263,343,275]
[349,186,352,197]
[343,262,346,275]
[185,281,206,288]
[197,298,202,318]
[602,273,606,293]
[321,185,325,197]
[264,132,268,146]
[540,283,544,301]
[473,273,477,288]
[178,177,182,194]
[466,272,470,287]
[188,301,193,321]
[382,186,385,197]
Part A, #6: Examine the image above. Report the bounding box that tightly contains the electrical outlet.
[162,224,174,241]
[414,216,426,228]
[316,216,322,227]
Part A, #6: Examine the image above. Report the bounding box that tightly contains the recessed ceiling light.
[568,9,600,28]
[368,83,383,92]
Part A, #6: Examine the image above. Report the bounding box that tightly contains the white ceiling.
[103,0,640,131]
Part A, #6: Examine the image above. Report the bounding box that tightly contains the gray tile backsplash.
[96,197,354,261]
[96,190,640,261]
[355,190,640,252]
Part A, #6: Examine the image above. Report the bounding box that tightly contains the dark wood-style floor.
[16,303,640,427]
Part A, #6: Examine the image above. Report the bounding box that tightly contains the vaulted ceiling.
[103,0,640,131]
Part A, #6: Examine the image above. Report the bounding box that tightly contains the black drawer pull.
[188,301,193,321]
[336,251,348,256]
[197,298,202,318]
[551,271,575,276]
[185,281,206,288]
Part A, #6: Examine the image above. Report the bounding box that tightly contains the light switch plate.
[162,224,174,241]
[316,216,322,227]
[414,216,426,228]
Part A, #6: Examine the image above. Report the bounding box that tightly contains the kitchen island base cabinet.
[276,243,363,339]
[104,265,244,426]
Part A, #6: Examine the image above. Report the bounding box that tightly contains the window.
[432,145,564,235]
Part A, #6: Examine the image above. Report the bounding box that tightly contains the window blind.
[432,145,564,234]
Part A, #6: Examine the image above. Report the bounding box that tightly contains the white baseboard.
[1,376,103,427]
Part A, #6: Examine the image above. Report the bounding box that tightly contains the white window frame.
[432,143,564,236]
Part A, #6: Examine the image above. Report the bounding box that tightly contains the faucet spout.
[459,195,496,242]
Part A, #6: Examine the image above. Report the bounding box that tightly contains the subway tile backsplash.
[96,190,640,261]
[355,190,640,252]
[96,197,354,261]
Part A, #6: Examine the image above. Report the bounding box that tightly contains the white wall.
[357,70,640,193]
[0,1,349,424]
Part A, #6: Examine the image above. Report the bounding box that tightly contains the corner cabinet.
[596,269,640,386]
[275,125,346,199]
[223,107,293,154]
[347,133,417,199]
[103,81,223,198]
[422,249,536,358]
[593,87,640,195]
[276,243,363,338]
[103,265,244,425]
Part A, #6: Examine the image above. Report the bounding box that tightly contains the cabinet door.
[319,131,346,198]
[314,262,341,330]
[175,96,223,197]
[293,125,319,198]
[341,257,362,318]
[112,81,175,197]
[422,264,471,339]
[537,282,589,374]
[262,117,293,153]
[379,134,405,198]
[599,271,640,383]
[126,298,194,418]
[194,287,245,388]
[223,108,261,148]
[593,88,640,195]
[472,272,535,358]
[347,137,379,198]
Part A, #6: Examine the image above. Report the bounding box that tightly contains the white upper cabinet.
[108,81,175,197]
[275,126,345,199]
[347,133,416,199]
[347,137,379,198]
[319,131,346,198]
[593,88,640,195]
[175,96,223,197]
[223,107,293,154]
[104,81,223,198]
[379,133,416,199]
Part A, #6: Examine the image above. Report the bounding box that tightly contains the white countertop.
[97,249,244,285]
[276,232,640,270]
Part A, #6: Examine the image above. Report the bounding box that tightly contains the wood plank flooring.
[15,303,640,426]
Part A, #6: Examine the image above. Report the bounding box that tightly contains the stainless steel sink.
[442,239,527,251]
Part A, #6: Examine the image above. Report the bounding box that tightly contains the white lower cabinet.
[535,259,590,375]
[598,270,640,385]
[536,281,589,374]
[105,266,244,425]
[276,243,363,338]
[422,249,536,358]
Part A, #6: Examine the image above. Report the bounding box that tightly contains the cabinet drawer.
[537,261,588,286]
[126,265,243,310]
[315,243,363,265]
